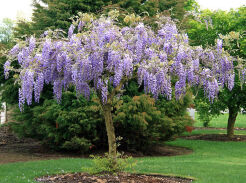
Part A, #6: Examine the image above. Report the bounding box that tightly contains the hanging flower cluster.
[4,12,236,110]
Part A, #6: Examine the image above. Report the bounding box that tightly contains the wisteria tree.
[4,12,238,163]
[195,31,246,137]
[187,7,246,137]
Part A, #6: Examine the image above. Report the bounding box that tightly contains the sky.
[196,0,245,11]
[0,0,33,22]
[0,0,245,22]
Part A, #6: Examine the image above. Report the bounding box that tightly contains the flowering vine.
[4,12,236,110]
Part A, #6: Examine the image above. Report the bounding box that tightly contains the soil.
[182,134,246,142]
[0,126,69,164]
[36,172,193,183]
[0,126,192,164]
[194,127,246,131]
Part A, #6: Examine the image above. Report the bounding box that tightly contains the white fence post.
[1,102,7,124]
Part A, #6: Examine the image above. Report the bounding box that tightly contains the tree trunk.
[99,79,125,165]
[102,104,117,164]
[227,108,238,138]
[5,103,7,123]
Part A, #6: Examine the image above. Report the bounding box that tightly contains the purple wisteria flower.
[68,24,75,38]
[4,61,10,79]
[4,14,236,109]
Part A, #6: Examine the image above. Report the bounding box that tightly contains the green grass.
[194,112,246,128]
[1,138,246,183]
[0,158,92,183]
[137,139,246,183]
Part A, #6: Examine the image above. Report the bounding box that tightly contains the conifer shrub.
[11,90,193,153]
[11,91,107,152]
[114,94,194,152]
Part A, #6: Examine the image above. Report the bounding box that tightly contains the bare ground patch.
[0,126,192,164]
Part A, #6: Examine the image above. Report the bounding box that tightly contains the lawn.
[183,128,246,136]
[1,138,246,183]
[194,112,246,128]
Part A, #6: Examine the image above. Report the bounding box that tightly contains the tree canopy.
[31,0,110,35]
[188,7,246,137]
[187,7,246,46]
[14,0,192,38]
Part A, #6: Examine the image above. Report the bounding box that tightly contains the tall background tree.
[14,0,192,38]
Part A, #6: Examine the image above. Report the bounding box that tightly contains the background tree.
[187,7,245,46]
[14,20,34,40]
[109,0,188,18]
[188,7,246,137]
[30,0,112,36]
[14,0,192,38]
[0,18,15,123]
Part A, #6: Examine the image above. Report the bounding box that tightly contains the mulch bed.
[194,127,246,131]
[123,145,192,157]
[0,126,24,145]
[182,134,246,142]
[36,172,193,183]
[0,125,192,164]
[0,126,69,164]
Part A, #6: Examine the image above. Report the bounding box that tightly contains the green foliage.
[195,100,214,127]
[13,20,34,39]
[14,0,190,38]
[194,88,226,127]
[11,90,193,153]
[62,137,91,152]
[11,91,107,152]
[106,0,190,20]
[114,94,194,151]
[84,152,136,174]
[13,0,112,38]
[155,91,195,139]
[30,0,110,36]
[115,0,176,17]
[184,0,200,12]
[0,78,19,104]
[187,7,246,46]
[156,91,193,117]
